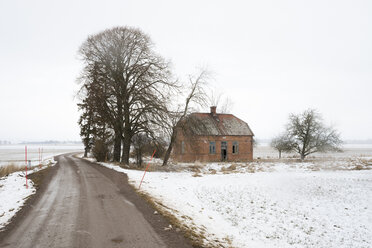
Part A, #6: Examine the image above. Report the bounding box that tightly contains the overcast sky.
[0,0,371,142]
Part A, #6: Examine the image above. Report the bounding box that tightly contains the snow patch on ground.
[174,157,372,174]
[0,158,57,230]
[93,160,372,248]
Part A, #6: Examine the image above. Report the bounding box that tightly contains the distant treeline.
[257,139,372,145]
[344,139,372,144]
[18,141,83,145]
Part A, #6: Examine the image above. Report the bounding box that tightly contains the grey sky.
[0,0,371,142]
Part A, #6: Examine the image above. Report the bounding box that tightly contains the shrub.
[92,139,110,162]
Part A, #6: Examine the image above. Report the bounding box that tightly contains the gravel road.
[0,154,192,248]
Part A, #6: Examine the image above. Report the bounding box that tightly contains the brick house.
[173,106,254,162]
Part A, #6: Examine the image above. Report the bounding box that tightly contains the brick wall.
[173,130,253,162]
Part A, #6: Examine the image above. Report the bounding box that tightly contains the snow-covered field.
[0,144,83,167]
[92,145,372,248]
[0,159,57,230]
[1,143,370,246]
[254,143,372,160]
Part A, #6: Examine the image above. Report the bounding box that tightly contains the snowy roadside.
[87,158,372,248]
[0,158,57,230]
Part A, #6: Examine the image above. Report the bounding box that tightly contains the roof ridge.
[191,112,234,115]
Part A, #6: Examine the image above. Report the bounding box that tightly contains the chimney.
[210,106,217,115]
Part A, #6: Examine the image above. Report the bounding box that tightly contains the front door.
[221,141,227,161]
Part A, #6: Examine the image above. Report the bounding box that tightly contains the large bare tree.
[286,109,342,160]
[78,26,173,164]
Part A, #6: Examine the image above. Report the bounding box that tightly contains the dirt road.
[0,154,192,248]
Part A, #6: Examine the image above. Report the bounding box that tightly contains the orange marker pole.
[139,150,156,190]
[25,146,28,189]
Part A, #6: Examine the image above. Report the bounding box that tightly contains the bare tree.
[219,97,234,114]
[162,70,209,166]
[77,26,174,164]
[270,134,295,159]
[208,90,222,108]
[286,109,342,160]
[207,90,234,113]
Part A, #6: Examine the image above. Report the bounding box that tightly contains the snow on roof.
[186,113,254,136]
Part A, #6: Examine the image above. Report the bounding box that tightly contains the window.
[181,141,185,154]
[209,141,216,154]
[232,141,239,154]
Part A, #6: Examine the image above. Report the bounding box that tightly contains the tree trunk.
[162,128,177,166]
[113,130,121,162]
[83,148,88,158]
[300,142,307,161]
[121,134,131,165]
[138,149,142,167]
[279,150,281,159]
[121,99,131,165]
[135,148,140,166]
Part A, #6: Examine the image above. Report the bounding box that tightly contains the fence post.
[139,150,156,190]
[25,146,28,189]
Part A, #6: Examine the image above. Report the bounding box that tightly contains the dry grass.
[349,158,372,170]
[220,164,238,174]
[0,163,24,178]
[246,164,257,173]
[354,164,365,170]
[188,165,203,173]
[120,162,179,173]
[0,162,52,178]
[254,158,302,163]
